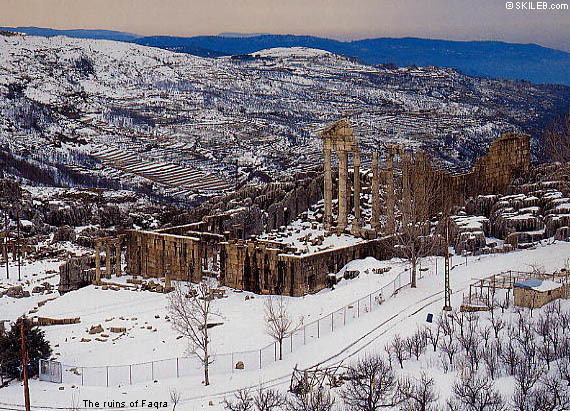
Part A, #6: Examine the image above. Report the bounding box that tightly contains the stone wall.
[221,237,394,296]
[58,255,95,294]
[513,284,568,308]
[403,132,530,216]
[125,230,205,285]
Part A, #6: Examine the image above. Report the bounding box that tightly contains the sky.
[2,0,570,52]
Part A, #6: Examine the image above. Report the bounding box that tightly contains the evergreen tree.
[0,318,51,380]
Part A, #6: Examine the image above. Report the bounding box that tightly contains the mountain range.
[1,27,569,86]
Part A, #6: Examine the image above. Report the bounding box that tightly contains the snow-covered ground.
[1,240,569,410]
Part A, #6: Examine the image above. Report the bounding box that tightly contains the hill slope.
[1,28,569,85]
[133,34,570,86]
[0,33,569,201]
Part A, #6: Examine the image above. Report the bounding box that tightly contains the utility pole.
[4,210,9,280]
[20,319,31,411]
[443,216,452,311]
[17,204,21,282]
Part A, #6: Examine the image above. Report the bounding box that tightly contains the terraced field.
[92,146,233,195]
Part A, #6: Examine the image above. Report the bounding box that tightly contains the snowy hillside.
[1,32,569,202]
[2,239,570,409]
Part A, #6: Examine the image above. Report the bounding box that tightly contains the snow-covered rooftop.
[513,278,562,292]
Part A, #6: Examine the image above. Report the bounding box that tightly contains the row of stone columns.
[94,237,122,284]
[324,148,364,235]
[323,146,401,235]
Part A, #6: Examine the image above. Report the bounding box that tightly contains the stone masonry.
[116,122,530,297]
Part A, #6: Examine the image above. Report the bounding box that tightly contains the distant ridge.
[218,32,270,38]
[133,35,570,86]
[0,26,141,42]
[1,27,569,86]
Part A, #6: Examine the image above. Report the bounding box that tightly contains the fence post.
[231,353,234,373]
[290,334,293,352]
[358,299,360,317]
[274,342,277,361]
[344,306,346,325]
[331,312,334,332]
[259,349,262,369]
[151,361,154,381]
[317,319,320,338]
[81,367,84,386]
[129,365,132,385]
[176,358,180,378]
[106,366,109,387]
[304,325,306,345]
[369,293,372,310]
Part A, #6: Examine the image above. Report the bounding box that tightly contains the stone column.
[193,243,202,282]
[371,151,380,230]
[323,147,333,230]
[105,240,111,279]
[115,239,122,277]
[164,241,172,289]
[337,150,348,233]
[386,148,395,234]
[351,150,362,235]
[95,240,101,284]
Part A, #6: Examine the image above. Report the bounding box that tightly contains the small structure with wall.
[513,278,567,308]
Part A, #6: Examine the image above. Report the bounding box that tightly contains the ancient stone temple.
[319,119,362,234]
[104,120,531,297]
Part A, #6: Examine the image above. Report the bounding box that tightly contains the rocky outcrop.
[52,225,76,243]
[0,178,22,201]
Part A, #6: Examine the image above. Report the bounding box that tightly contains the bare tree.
[452,311,465,338]
[482,345,500,380]
[169,388,182,411]
[394,152,442,288]
[398,372,439,411]
[224,389,253,411]
[224,386,287,411]
[520,375,570,411]
[168,279,219,386]
[500,339,519,377]
[558,357,570,387]
[425,321,442,352]
[439,312,455,341]
[479,325,492,348]
[538,341,555,370]
[439,338,459,369]
[264,295,301,361]
[447,374,505,411]
[390,334,408,369]
[408,329,428,361]
[289,386,335,411]
[490,315,505,340]
[514,358,543,397]
[543,109,570,163]
[254,386,287,411]
[498,293,510,314]
[341,355,402,410]
[458,319,478,356]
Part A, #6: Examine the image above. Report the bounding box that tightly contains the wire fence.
[41,266,425,386]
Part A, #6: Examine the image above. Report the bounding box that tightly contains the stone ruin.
[87,119,531,297]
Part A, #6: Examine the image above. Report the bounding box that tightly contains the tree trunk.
[204,328,210,385]
[279,339,283,360]
[411,260,417,288]
[204,361,209,386]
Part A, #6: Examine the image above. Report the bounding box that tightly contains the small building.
[513,278,564,308]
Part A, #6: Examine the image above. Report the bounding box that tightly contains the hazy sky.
[2,0,570,51]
